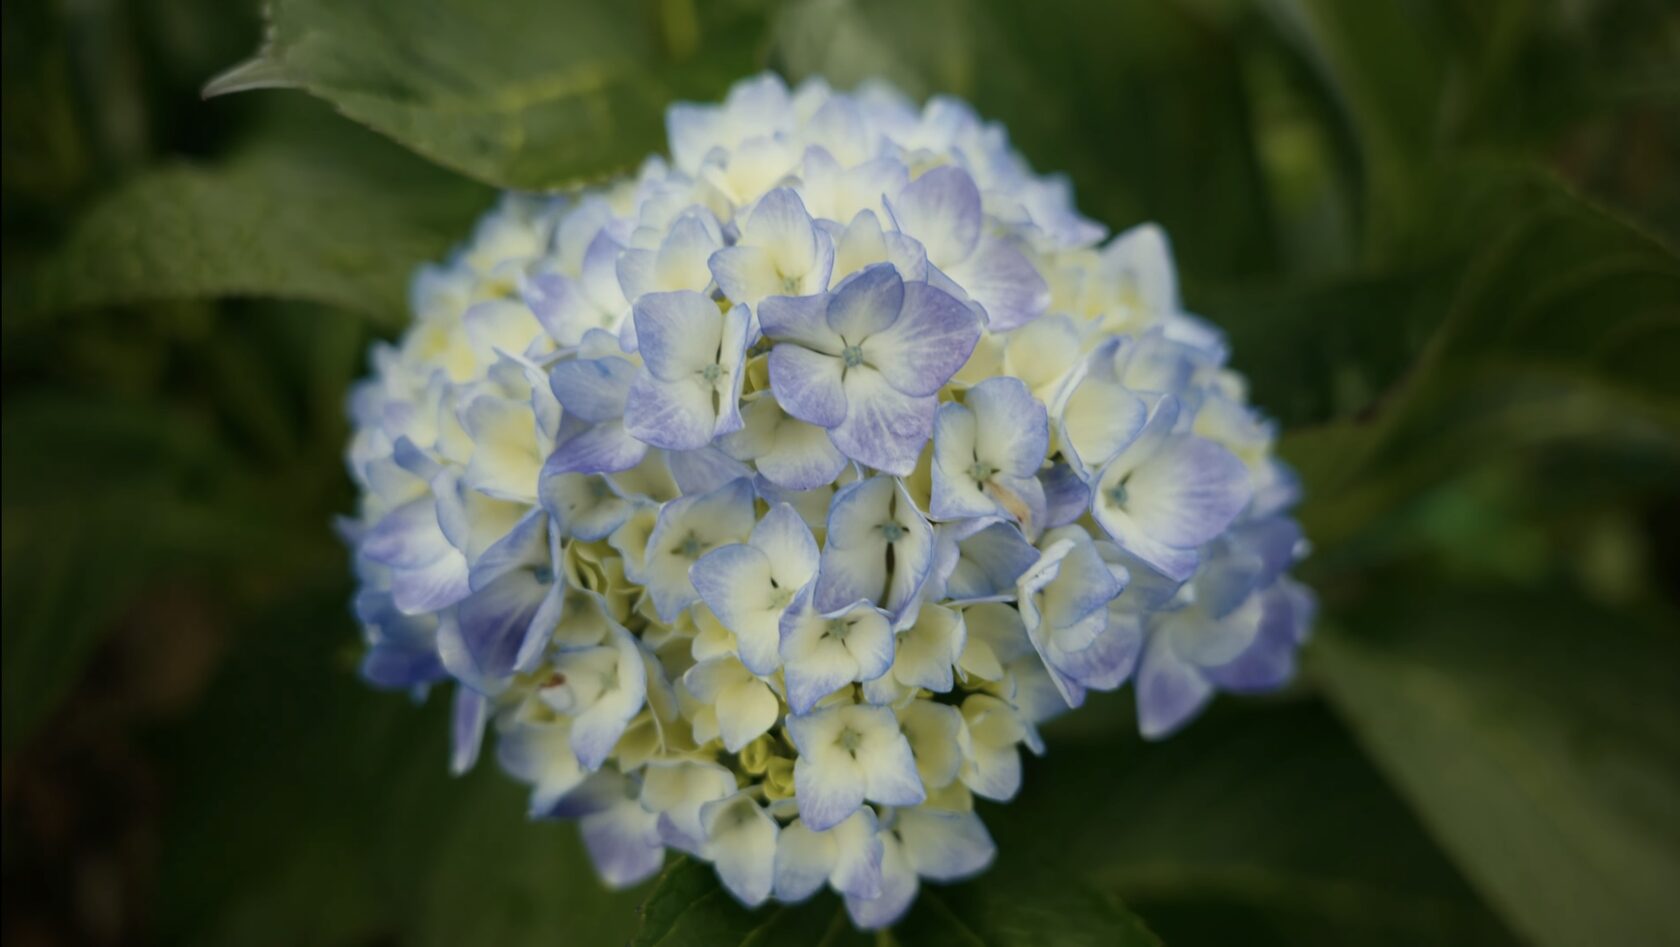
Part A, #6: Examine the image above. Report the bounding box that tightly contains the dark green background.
[3,0,1677,944]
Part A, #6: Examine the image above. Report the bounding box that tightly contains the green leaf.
[629,700,1513,946]
[208,0,774,190]
[772,0,1280,284]
[887,876,1159,947]
[1261,0,1449,258]
[993,698,1519,947]
[0,392,304,750]
[1312,586,1680,947]
[629,852,1159,947]
[9,104,490,324]
[1210,266,1453,428]
[152,585,648,946]
[1278,170,1680,551]
[630,857,871,947]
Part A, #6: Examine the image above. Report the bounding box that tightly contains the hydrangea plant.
[343,74,1313,929]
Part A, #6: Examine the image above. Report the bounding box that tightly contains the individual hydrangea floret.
[342,72,1313,931]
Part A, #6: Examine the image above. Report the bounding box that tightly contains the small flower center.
[728,801,754,828]
[823,618,850,640]
[589,478,612,499]
[1105,480,1130,507]
[836,726,863,754]
[967,461,996,483]
[781,273,801,294]
[532,565,554,585]
[701,363,722,383]
[677,532,704,558]
[842,345,865,368]
[879,521,904,542]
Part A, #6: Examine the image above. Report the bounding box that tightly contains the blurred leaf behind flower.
[3,0,1678,945]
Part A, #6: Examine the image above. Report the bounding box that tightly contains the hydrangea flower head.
[343,73,1313,928]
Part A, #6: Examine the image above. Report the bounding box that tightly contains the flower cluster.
[343,74,1313,928]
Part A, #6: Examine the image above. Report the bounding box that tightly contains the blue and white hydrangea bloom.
[343,74,1313,929]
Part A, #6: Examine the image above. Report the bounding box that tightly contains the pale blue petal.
[858,733,925,808]
[830,370,934,475]
[454,568,554,679]
[580,799,665,888]
[389,551,471,614]
[358,629,444,690]
[844,836,916,929]
[831,810,886,899]
[768,344,847,428]
[1225,516,1305,592]
[548,356,636,422]
[750,502,821,587]
[582,228,628,311]
[944,521,1039,602]
[614,247,658,302]
[957,236,1049,331]
[1166,594,1265,669]
[1025,614,1095,709]
[966,377,1048,477]
[1136,630,1214,740]
[362,497,451,570]
[570,629,648,769]
[713,350,749,445]
[962,737,1022,802]
[1091,463,1204,583]
[783,656,859,715]
[1042,539,1126,630]
[897,808,995,881]
[846,608,896,683]
[814,478,933,618]
[702,794,778,906]
[1125,435,1252,549]
[1058,610,1144,691]
[548,422,648,475]
[989,472,1047,534]
[690,543,780,673]
[707,245,774,306]
[887,165,980,267]
[642,478,757,620]
[522,273,594,348]
[792,758,865,834]
[632,291,719,381]
[1206,578,1313,692]
[755,417,848,491]
[813,489,889,615]
[825,263,904,341]
[772,819,835,903]
[759,294,843,354]
[389,436,441,481]
[667,445,753,495]
[780,590,857,713]
[1039,463,1090,529]
[745,188,820,268]
[496,721,584,814]
[928,403,992,521]
[623,373,715,451]
[859,282,979,398]
[450,687,488,775]
[1061,377,1148,474]
[543,769,623,820]
[538,469,632,541]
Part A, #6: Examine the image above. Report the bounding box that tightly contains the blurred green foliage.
[2,0,1677,944]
